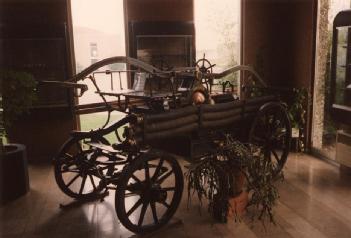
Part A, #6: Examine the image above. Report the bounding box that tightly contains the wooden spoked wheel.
[115,152,183,233]
[54,136,110,199]
[249,103,291,177]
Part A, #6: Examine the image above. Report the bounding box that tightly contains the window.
[71,0,126,131]
[90,42,98,58]
[194,0,241,72]
[71,0,126,73]
[194,0,241,94]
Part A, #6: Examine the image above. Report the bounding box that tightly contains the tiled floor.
[1,153,351,238]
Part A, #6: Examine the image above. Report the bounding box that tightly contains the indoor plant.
[287,88,308,152]
[0,70,37,204]
[186,135,282,224]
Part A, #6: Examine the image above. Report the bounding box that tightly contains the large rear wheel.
[249,103,291,177]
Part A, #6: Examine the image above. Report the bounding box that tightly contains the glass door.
[312,5,351,160]
[330,11,351,124]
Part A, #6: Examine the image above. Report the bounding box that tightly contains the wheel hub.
[140,183,168,203]
[152,188,167,203]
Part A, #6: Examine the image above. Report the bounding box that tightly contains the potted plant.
[186,135,281,224]
[0,70,37,204]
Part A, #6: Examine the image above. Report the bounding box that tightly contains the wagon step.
[86,142,120,153]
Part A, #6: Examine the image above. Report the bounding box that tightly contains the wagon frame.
[49,56,291,233]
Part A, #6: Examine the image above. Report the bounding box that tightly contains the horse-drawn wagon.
[49,56,291,233]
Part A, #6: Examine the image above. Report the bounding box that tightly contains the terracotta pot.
[227,172,249,218]
[228,191,249,217]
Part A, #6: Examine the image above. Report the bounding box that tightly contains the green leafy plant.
[185,134,282,224]
[287,88,308,129]
[286,88,308,151]
[0,70,37,140]
[249,78,266,98]
[244,147,281,224]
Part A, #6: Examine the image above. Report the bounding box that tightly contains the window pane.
[71,0,126,67]
[335,27,349,104]
[71,0,127,131]
[194,0,241,72]
[194,0,241,94]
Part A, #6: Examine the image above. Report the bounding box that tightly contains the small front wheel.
[115,151,183,233]
[54,136,110,199]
